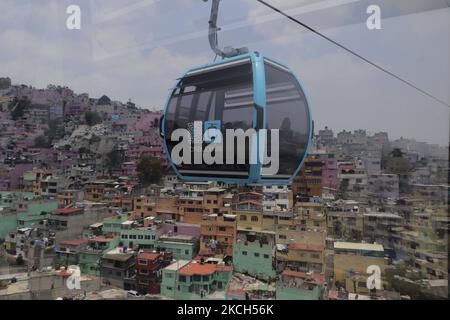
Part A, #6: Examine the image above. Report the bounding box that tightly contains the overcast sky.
[0,0,449,145]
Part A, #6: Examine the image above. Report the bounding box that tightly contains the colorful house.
[161,259,232,300]
[135,251,173,294]
[79,236,119,275]
[276,269,326,300]
[232,230,276,281]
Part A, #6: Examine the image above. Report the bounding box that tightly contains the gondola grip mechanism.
[204,0,248,59]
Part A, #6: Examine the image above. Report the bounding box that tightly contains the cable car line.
[255,0,450,108]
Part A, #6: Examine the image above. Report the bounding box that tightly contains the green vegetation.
[0,280,8,289]
[0,77,11,89]
[9,98,30,120]
[137,156,162,186]
[105,148,125,173]
[85,111,102,126]
[383,148,411,194]
[45,119,64,140]
[34,135,51,148]
[16,255,25,266]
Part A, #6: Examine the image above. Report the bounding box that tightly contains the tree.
[16,255,24,266]
[0,280,8,289]
[105,148,124,173]
[45,119,63,141]
[390,148,404,158]
[10,98,30,120]
[34,135,51,148]
[385,148,411,194]
[0,77,11,89]
[136,157,162,186]
[85,111,102,126]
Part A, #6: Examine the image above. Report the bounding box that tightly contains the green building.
[0,192,35,238]
[276,269,325,300]
[158,235,198,260]
[0,193,56,239]
[102,214,129,234]
[232,230,277,281]
[0,212,17,240]
[0,191,36,205]
[160,260,190,298]
[119,226,159,248]
[119,228,198,260]
[79,236,119,276]
[55,239,89,266]
[161,260,232,300]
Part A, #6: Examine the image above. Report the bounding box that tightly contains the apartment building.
[233,230,276,281]
[160,259,232,300]
[292,155,323,198]
[135,251,173,294]
[276,242,325,274]
[199,213,236,257]
[100,248,136,290]
[333,241,387,294]
[276,269,326,300]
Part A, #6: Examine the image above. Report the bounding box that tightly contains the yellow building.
[235,200,264,232]
[276,242,325,273]
[295,202,326,230]
[261,211,295,231]
[276,229,326,247]
[326,206,364,241]
[333,241,387,294]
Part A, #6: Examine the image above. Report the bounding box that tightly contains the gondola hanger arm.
[203,0,248,58]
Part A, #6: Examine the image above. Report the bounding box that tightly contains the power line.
[255,0,450,108]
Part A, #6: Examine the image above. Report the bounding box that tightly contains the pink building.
[162,222,200,238]
[121,161,137,177]
[133,113,161,132]
[126,145,167,167]
[64,93,89,116]
[15,86,88,117]
[319,154,338,190]
[16,86,73,105]
[134,132,162,146]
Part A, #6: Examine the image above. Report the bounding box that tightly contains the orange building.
[292,155,323,199]
[57,190,83,208]
[199,213,236,257]
[180,188,232,225]
[133,195,156,219]
[155,196,181,221]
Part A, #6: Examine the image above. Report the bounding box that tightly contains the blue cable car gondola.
[160,0,312,184]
